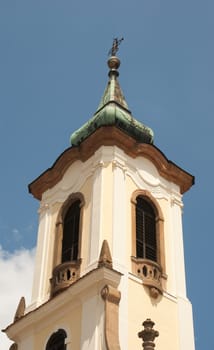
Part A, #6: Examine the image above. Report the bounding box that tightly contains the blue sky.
[0,1,213,348]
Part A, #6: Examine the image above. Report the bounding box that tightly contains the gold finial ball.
[107,56,120,70]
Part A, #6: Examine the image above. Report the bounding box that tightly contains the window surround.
[51,193,85,297]
[53,193,85,267]
[131,190,166,297]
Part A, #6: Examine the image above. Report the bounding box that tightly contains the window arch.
[131,190,164,264]
[51,193,84,296]
[46,329,67,350]
[131,190,166,297]
[53,193,85,267]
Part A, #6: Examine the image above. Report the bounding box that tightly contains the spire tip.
[108,37,124,57]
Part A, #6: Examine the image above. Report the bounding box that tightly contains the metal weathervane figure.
[108,37,124,56]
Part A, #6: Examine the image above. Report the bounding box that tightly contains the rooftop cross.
[108,37,124,56]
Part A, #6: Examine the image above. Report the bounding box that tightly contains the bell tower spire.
[96,54,129,111]
[71,41,154,146]
[96,38,129,111]
[4,45,195,350]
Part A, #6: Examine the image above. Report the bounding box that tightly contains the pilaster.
[31,202,51,307]
[88,158,104,268]
[171,199,187,297]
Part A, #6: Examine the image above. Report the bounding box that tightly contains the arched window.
[51,194,84,296]
[61,199,81,263]
[136,196,157,262]
[131,190,165,297]
[46,329,67,350]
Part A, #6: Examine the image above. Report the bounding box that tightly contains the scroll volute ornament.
[101,285,121,350]
[138,319,159,350]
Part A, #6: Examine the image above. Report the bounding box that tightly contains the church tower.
[4,44,195,350]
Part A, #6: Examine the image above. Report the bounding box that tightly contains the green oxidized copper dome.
[70,55,154,146]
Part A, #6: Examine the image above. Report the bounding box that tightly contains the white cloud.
[0,246,35,349]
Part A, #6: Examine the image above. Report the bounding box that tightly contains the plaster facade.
[5,135,195,350]
[12,144,194,350]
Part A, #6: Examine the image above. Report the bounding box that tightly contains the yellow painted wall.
[128,278,180,350]
[34,304,82,350]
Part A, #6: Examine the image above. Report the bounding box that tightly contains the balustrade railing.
[51,260,81,296]
[131,257,163,298]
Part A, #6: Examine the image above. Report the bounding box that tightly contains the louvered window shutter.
[136,196,157,262]
[62,200,81,263]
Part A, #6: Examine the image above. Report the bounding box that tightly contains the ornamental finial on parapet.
[138,319,159,350]
[14,296,25,322]
[98,240,113,269]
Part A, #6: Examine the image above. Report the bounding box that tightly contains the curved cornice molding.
[29,126,194,200]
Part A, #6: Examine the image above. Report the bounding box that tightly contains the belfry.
[4,43,195,350]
